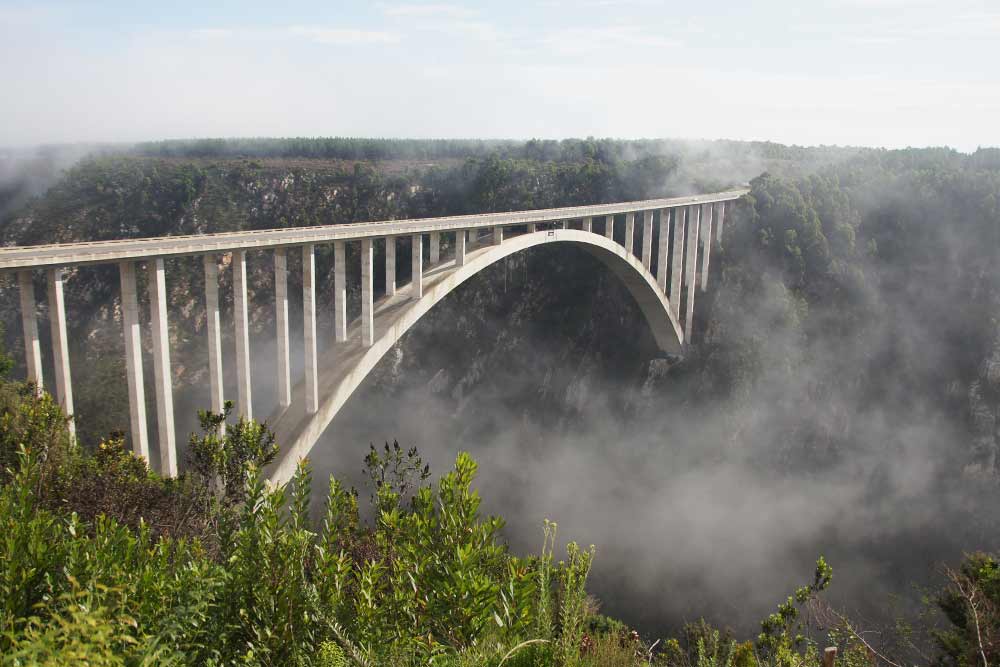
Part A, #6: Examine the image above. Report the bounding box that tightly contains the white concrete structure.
[274,249,291,408]
[147,259,175,475]
[302,244,318,415]
[119,261,148,459]
[233,250,252,419]
[385,236,396,296]
[18,271,43,393]
[203,256,225,429]
[3,189,745,480]
[46,268,74,440]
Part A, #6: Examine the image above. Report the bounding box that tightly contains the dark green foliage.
[933,553,999,667]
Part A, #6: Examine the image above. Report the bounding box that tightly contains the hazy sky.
[1,0,998,150]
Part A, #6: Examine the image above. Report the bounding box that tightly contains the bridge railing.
[2,188,748,477]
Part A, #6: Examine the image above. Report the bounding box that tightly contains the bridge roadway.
[3,188,748,481]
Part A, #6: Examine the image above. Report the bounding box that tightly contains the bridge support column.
[625,213,635,257]
[17,271,43,393]
[412,233,423,298]
[303,244,318,414]
[656,209,670,292]
[714,202,727,244]
[605,214,615,239]
[641,210,653,270]
[203,256,224,425]
[583,216,592,233]
[274,249,291,408]
[334,240,347,342]
[119,261,149,461]
[430,231,440,265]
[147,259,175,475]
[233,250,252,420]
[700,203,714,291]
[46,268,75,441]
[493,226,503,245]
[361,238,374,346]
[456,229,467,266]
[684,205,701,342]
[670,207,686,320]
[385,236,396,296]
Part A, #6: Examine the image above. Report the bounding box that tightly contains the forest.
[0,137,998,666]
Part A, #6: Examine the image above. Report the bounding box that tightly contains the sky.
[1,0,998,151]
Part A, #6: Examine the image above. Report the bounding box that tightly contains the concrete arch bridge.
[0,189,746,484]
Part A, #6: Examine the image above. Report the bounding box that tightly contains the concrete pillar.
[46,268,75,440]
[456,229,467,266]
[147,259,175,475]
[274,249,291,408]
[232,250,252,420]
[118,261,148,462]
[583,217,592,233]
[625,212,635,256]
[656,209,671,292]
[385,236,396,296]
[334,240,347,343]
[429,231,440,265]
[361,238,374,346]
[493,226,503,245]
[641,210,653,270]
[411,233,423,298]
[684,205,701,342]
[605,214,615,239]
[715,202,727,244]
[17,271,43,392]
[528,223,537,233]
[700,203,714,291]
[203,255,224,419]
[302,244,318,414]
[670,207,686,318]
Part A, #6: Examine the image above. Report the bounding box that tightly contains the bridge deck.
[0,189,747,270]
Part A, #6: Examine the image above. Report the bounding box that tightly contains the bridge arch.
[266,228,683,484]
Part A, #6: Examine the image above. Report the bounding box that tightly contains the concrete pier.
[583,217,592,233]
[715,202,727,243]
[118,261,148,461]
[684,205,701,342]
[656,209,671,292]
[642,210,653,270]
[233,250,252,419]
[528,223,537,233]
[493,226,503,245]
[274,249,291,408]
[670,207,686,319]
[700,203,714,291]
[625,213,635,256]
[17,271,42,392]
[456,229,467,266]
[147,259,175,475]
[46,268,75,440]
[302,244,318,414]
[203,256,224,419]
[412,233,423,298]
[334,241,347,343]
[605,214,615,239]
[361,238,374,347]
[385,236,396,296]
[430,231,440,265]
